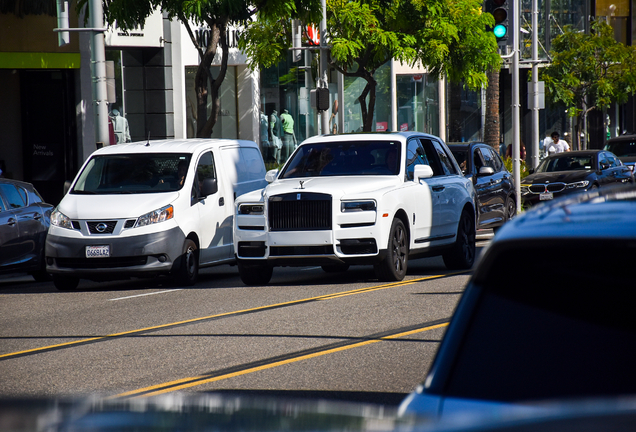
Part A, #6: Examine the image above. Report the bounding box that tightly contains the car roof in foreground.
[493,184,636,244]
[91,138,257,156]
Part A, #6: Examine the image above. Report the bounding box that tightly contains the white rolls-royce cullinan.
[233,132,477,286]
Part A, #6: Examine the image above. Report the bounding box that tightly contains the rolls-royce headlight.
[239,204,264,215]
[341,201,376,212]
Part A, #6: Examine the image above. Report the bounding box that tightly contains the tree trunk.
[195,21,229,138]
[448,82,463,142]
[358,74,377,132]
[484,70,501,154]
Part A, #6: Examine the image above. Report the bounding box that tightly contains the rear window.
[442,240,636,402]
[605,140,636,157]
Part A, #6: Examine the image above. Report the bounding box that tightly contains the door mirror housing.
[478,166,495,176]
[414,164,434,181]
[200,178,218,197]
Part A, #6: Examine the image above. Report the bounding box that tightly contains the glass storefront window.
[185,66,238,139]
[396,74,439,135]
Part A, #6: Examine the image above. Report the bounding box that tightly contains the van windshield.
[72,154,192,194]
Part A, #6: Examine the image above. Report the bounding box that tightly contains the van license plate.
[86,245,110,258]
[539,192,553,201]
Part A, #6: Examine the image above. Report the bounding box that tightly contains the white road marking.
[109,289,183,301]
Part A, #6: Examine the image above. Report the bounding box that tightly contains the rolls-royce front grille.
[268,193,332,231]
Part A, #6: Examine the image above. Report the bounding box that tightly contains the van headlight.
[341,200,376,212]
[51,209,73,230]
[238,204,264,215]
[134,205,174,227]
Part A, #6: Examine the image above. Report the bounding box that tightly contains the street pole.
[319,0,330,135]
[512,0,521,214]
[531,0,540,170]
[89,0,109,147]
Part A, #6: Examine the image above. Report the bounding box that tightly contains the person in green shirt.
[280,109,297,162]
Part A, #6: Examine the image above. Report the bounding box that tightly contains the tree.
[93,0,322,137]
[241,0,501,132]
[541,20,636,150]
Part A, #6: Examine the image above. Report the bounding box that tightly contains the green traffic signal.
[494,24,507,38]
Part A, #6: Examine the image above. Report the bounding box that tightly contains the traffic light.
[485,0,509,44]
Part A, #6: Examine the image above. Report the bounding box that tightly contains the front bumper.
[235,224,386,267]
[45,227,185,279]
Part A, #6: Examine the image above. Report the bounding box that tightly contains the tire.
[505,195,516,221]
[31,270,52,282]
[374,218,408,282]
[443,209,476,270]
[321,264,350,273]
[53,275,79,291]
[237,259,273,286]
[173,239,199,286]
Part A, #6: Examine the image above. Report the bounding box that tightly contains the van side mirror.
[200,178,218,197]
[414,164,434,181]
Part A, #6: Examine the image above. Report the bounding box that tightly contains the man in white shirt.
[544,131,570,155]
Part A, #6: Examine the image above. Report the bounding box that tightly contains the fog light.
[46,257,54,265]
[158,255,167,263]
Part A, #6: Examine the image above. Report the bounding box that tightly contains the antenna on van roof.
[146,131,150,146]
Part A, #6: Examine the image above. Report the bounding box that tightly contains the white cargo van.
[45,139,267,290]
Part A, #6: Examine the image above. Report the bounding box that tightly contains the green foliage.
[240,0,500,132]
[541,20,636,118]
[503,157,529,180]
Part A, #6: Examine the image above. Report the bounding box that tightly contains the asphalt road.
[0,232,492,406]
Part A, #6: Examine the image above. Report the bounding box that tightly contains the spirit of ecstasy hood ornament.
[299,180,305,189]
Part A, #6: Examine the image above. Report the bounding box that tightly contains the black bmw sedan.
[521,149,633,209]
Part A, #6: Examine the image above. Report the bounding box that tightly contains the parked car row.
[4,134,632,290]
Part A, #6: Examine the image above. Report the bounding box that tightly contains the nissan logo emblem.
[96,223,108,233]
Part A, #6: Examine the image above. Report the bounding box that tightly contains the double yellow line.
[3,272,466,397]
[112,320,449,399]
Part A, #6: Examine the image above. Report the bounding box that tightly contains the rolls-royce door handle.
[219,197,225,206]
[432,185,445,192]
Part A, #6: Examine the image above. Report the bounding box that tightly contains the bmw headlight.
[135,205,174,228]
[520,184,531,194]
[341,200,376,212]
[238,204,264,215]
[51,209,74,230]
[566,180,590,189]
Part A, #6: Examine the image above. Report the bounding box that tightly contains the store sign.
[104,10,164,48]
[195,27,240,49]
[376,122,388,132]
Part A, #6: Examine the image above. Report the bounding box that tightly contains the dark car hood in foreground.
[522,170,592,184]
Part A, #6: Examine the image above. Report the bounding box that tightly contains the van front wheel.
[174,239,199,286]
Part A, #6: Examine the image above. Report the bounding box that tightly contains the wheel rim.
[459,214,475,263]
[507,198,516,220]
[391,223,407,273]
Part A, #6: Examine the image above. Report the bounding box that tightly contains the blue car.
[399,183,636,420]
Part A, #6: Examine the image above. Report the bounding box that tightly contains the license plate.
[86,245,110,258]
[540,192,553,201]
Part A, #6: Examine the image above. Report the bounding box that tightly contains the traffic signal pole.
[512,0,521,215]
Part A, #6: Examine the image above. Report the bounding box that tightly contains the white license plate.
[539,192,554,201]
[86,245,110,258]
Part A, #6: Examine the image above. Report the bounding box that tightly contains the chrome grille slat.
[269,193,332,231]
[529,183,566,194]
